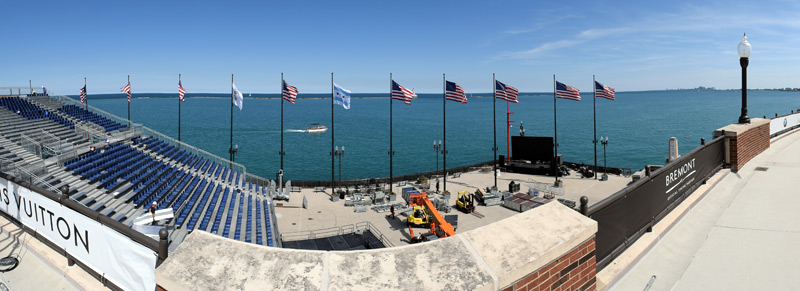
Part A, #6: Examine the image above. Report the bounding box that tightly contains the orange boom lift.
[406,192,455,240]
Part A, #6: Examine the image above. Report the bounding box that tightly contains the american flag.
[495,80,519,103]
[178,81,187,102]
[555,81,581,101]
[79,85,87,104]
[282,80,298,104]
[445,81,467,103]
[121,82,131,103]
[391,80,413,105]
[594,81,615,101]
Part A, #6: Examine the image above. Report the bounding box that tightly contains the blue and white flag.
[232,82,244,110]
[333,83,351,109]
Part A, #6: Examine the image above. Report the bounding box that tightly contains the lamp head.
[738,33,751,58]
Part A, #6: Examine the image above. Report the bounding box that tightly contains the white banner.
[0,177,156,291]
[770,112,800,136]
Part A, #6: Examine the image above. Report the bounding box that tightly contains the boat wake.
[284,129,308,133]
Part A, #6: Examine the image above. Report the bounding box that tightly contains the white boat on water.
[306,123,328,133]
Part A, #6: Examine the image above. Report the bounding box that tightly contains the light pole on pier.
[600,137,609,180]
[229,144,238,167]
[334,146,345,187]
[738,33,752,124]
[433,140,442,177]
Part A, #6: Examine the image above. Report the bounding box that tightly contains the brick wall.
[729,122,770,171]
[502,236,596,291]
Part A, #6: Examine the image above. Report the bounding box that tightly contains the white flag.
[333,83,351,109]
[232,82,244,110]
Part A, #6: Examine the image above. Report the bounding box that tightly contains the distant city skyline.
[3,0,798,94]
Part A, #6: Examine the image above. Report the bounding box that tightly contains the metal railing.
[0,158,56,192]
[0,86,40,96]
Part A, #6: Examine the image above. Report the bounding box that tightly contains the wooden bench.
[314,186,325,192]
[291,186,301,192]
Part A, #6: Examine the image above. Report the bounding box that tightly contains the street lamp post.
[228,144,238,168]
[738,33,752,124]
[433,140,442,177]
[600,137,609,180]
[334,146,344,187]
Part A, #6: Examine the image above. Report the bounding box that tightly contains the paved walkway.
[611,129,800,290]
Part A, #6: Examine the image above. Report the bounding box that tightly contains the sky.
[2,0,799,94]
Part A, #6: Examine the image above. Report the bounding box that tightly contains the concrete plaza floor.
[275,169,631,247]
[609,129,800,291]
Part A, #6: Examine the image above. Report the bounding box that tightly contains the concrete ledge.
[156,202,597,290]
[714,118,769,136]
[463,201,597,288]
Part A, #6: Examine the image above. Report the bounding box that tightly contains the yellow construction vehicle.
[455,190,475,213]
[406,192,456,241]
[407,205,431,226]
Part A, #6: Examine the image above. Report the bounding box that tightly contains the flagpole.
[507,100,511,165]
[331,72,335,193]
[553,75,558,184]
[127,75,131,128]
[230,74,234,165]
[280,73,285,172]
[178,74,182,142]
[492,73,497,189]
[389,73,393,194]
[84,77,87,110]
[442,73,447,193]
[593,75,598,179]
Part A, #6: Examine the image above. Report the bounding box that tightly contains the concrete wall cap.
[716,118,770,136]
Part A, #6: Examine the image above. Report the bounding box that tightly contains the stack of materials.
[503,193,551,212]
[433,197,451,213]
[371,202,405,213]
[480,189,503,206]
[402,187,421,203]
[345,193,370,207]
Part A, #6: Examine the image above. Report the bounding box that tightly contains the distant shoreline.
[66,93,555,100]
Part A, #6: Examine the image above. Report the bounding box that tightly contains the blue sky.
[3,0,798,93]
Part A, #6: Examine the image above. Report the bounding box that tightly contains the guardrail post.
[59,185,76,267]
[579,196,588,216]
[158,228,169,264]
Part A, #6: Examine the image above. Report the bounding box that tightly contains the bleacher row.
[59,104,127,132]
[63,138,276,246]
[0,97,74,130]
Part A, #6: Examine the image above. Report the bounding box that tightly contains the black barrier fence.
[250,159,633,190]
[586,136,725,270]
[252,160,496,189]
[0,170,167,291]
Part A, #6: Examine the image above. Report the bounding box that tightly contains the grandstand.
[0,90,280,250]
